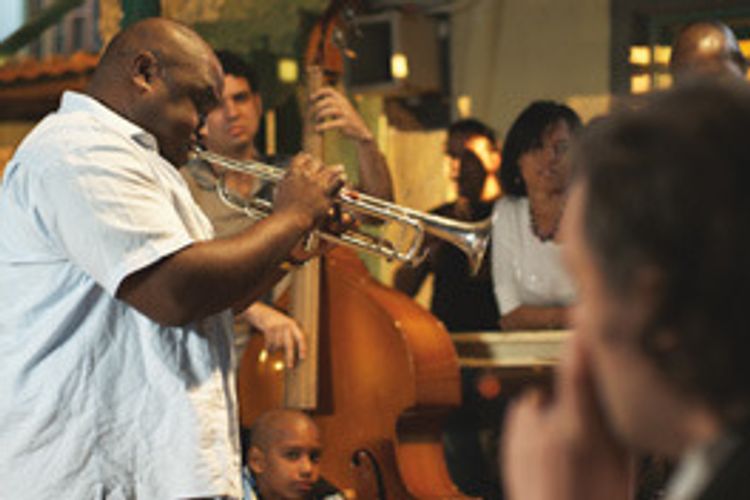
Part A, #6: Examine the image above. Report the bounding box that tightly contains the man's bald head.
[94,18,214,81]
[86,18,223,165]
[670,21,747,83]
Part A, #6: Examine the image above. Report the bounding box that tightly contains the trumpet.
[190,147,492,274]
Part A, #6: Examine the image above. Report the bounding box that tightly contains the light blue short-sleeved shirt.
[0,92,241,499]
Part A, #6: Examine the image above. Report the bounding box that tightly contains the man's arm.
[117,154,344,326]
[310,87,394,201]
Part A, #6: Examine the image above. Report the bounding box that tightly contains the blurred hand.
[243,302,306,368]
[273,153,346,228]
[501,332,634,500]
[310,87,373,142]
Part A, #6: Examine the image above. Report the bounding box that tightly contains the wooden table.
[452,330,569,368]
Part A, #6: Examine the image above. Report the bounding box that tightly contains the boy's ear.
[248,446,266,474]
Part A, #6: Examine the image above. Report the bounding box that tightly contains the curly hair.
[499,101,581,197]
[573,80,750,425]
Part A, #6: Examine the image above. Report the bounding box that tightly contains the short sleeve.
[36,142,195,296]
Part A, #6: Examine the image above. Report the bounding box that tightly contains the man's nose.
[299,457,314,477]
[224,99,239,118]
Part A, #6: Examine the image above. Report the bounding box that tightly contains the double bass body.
[237,247,471,499]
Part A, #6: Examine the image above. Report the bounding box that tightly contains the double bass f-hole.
[351,449,387,500]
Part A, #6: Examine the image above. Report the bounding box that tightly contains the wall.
[451,0,611,136]
[0,121,34,165]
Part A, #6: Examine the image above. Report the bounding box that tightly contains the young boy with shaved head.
[243,410,344,500]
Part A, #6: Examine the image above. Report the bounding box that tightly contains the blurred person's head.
[670,20,748,84]
[446,119,499,181]
[500,101,581,198]
[564,80,750,457]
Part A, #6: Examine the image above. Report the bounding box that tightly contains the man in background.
[445,118,501,201]
[670,20,748,83]
[186,50,393,237]
[183,50,394,359]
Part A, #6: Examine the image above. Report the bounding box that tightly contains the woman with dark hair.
[492,101,582,330]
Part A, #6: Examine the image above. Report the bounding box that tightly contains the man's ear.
[131,51,160,93]
[248,445,266,475]
[254,93,263,116]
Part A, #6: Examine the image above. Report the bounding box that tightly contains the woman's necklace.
[529,200,562,242]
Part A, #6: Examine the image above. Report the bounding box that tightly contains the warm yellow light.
[465,135,502,201]
[456,94,472,118]
[629,45,652,66]
[258,350,268,363]
[630,73,652,94]
[391,52,409,79]
[265,109,277,156]
[277,58,298,83]
[740,39,750,58]
[653,45,672,65]
[655,72,673,89]
[273,360,285,372]
[465,135,500,173]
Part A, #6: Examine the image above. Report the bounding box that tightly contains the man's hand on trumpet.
[274,153,359,265]
[273,153,346,229]
[286,204,360,266]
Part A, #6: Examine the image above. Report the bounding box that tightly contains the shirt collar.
[242,466,259,500]
[59,91,159,152]
[664,432,739,500]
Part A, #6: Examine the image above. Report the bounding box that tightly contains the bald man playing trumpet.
[0,18,346,499]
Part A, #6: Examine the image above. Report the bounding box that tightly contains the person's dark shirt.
[426,200,499,332]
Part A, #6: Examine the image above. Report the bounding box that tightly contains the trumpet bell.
[416,214,491,275]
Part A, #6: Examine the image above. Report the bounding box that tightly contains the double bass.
[237,3,471,498]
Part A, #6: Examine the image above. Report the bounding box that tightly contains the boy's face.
[251,418,322,499]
